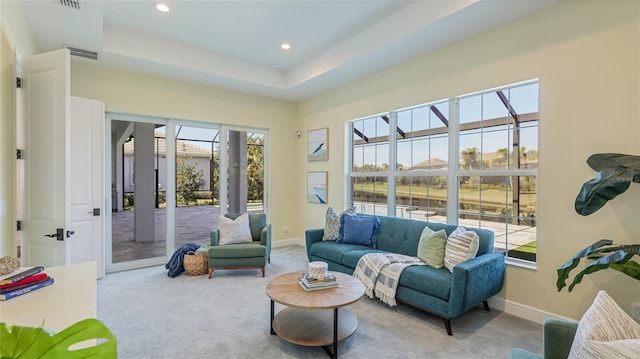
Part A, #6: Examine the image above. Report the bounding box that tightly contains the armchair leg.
[482,300,490,311]
[261,267,265,277]
[443,318,452,336]
[208,268,214,279]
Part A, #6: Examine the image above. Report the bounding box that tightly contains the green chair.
[207,213,271,278]
[511,318,578,359]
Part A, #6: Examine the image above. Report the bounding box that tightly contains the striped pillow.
[568,290,640,359]
[444,226,479,272]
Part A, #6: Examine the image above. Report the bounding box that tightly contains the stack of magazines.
[298,272,338,291]
[0,266,54,301]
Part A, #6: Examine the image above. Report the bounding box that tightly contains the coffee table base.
[271,305,358,359]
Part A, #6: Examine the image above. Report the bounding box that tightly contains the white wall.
[297,1,640,321]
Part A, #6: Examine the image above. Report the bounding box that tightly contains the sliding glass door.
[173,125,220,250]
[107,116,170,270]
[106,115,267,272]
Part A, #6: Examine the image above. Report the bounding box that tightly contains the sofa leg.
[261,267,265,277]
[208,268,214,279]
[482,300,490,312]
[443,318,452,336]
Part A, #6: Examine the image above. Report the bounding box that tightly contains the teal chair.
[207,213,271,278]
[511,318,578,359]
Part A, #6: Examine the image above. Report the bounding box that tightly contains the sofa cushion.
[342,248,387,269]
[398,265,452,301]
[338,213,380,248]
[444,226,479,272]
[309,241,371,264]
[374,216,427,256]
[322,206,355,241]
[218,214,253,245]
[417,227,447,269]
[208,243,266,258]
[568,290,640,359]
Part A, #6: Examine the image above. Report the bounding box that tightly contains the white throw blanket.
[353,253,425,307]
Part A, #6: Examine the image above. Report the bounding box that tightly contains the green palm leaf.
[0,318,116,359]
[556,239,612,291]
[566,250,635,292]
[575,153,640,216]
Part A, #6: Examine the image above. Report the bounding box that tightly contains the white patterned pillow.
[322,206,355,241]
[568,290,640,359]
[443,226,479,272]
[217,213,253,245]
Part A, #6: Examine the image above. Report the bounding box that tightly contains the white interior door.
[70,97,105,278]
[21,49,70,267]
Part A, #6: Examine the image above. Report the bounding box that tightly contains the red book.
[0,266,44,285]
[0,273,48,292]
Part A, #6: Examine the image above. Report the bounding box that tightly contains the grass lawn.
[355,182,536,213]
[507,240,537,261]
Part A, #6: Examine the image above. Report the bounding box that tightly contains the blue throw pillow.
[338,213,380,248]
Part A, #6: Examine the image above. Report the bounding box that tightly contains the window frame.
[347,80,538,267]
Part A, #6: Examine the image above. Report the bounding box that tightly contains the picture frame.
[307,127,328,161]
[307,171,327,204]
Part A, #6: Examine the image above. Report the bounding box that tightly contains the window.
[347,81,538,265]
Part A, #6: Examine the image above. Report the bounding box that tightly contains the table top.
[266,271,365,309]
[0,262,97,331]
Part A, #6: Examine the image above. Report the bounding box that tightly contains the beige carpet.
[97,245,542,358]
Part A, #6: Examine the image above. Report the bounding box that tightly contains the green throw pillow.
[417,226,447,269]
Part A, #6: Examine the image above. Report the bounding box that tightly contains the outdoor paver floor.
[111,205,219,263]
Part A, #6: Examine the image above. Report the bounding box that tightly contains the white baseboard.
[488,296,576,324]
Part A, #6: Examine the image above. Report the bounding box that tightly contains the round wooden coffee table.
[266,271,365,359]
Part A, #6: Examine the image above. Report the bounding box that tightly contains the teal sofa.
[511,318,578,359]
[305,214,505,335]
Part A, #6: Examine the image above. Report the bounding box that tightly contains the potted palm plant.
[556,153,640,292]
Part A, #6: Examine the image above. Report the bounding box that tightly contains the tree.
[460,147,481,170]
[176,156,203,205]
[246,136,264,202]
[491,148,509,169]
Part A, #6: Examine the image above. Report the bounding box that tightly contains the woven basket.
[183,251,207,276]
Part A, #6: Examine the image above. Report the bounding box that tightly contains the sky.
[353,82,539,169]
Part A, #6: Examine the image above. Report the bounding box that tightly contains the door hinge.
[16,149,23,159]
[16,77,22,88]
[16,221,22,231]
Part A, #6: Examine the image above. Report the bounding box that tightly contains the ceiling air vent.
[65,45,98,60]
[57,0,81,10]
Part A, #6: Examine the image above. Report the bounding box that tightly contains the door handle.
[44,228,64,241]
[66,230,75,238]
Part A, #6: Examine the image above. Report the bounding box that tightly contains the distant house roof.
[123,131,213,158]
[410,152,537,170]
[412,158,448,170]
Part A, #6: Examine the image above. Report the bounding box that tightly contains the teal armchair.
[511,318,579,359]
[207,213,271,278]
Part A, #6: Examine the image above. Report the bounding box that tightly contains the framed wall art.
[307,127,328,161]
[307,171,327,204]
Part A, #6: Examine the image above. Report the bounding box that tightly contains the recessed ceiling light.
[271,63,280,68]
[280,43,291,50]
[156,3,170,12]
